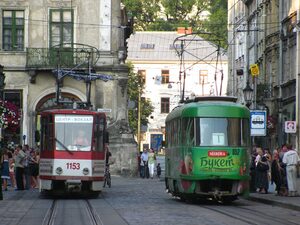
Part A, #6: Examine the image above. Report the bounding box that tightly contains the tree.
[127,63,154,135]
[201,0,228,48]
[123,0,227,47]
[123,0,161,30]
[123,0,209,31]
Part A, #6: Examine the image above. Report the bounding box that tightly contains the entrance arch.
[36,92,81,112]
[33,92,82,146]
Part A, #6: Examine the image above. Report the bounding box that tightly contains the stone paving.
[1,176,300,225]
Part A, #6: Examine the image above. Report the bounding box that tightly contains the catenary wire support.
[173,31,223,101]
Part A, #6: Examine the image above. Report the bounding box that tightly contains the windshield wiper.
[55,138,73,154]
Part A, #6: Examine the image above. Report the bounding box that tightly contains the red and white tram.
[39,108,107,195]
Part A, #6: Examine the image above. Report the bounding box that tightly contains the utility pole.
[137,87,141,152]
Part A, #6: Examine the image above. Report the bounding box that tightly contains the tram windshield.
[195,118,249,147]
[55,114,93,151]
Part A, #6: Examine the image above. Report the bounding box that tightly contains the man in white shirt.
[282,144,300,196]
[141,149,149,178]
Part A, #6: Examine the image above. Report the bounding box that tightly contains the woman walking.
[148,148,156,179]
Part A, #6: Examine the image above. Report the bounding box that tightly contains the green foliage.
[123,0,227,47]
[127,63,154,134]
[202,0,228,48]
[161,0,196,21]
[123,0,161,30]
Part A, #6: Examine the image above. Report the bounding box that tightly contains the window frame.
[161,70,170,84]
[199,70,208,84]
[49,9,74,48]
[161,97,170,114]
[2,10,25,51]
[138,70,146,84]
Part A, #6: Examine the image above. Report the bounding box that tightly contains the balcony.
[26,45,100,70]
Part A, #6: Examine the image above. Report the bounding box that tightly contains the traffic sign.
[250,110,266,136]
[97,108,112,113]
[285,121,296,133]
[250,64,259,76]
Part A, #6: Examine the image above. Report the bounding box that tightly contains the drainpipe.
[296,7,300,151]
[278,0,283,147]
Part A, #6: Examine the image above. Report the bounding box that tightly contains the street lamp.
[243,81,253,108]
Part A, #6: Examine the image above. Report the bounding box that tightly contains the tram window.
[198,118,228,146]
[40,115,54,151]
[95,117,105,152]
[40,117,46,151]
[182,118,195,146]
[196,118,247,147]
[54,115,93,151]
[241,119,250,146]
[165,122,170,147]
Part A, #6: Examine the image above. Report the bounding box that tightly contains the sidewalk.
[247,177,300,211]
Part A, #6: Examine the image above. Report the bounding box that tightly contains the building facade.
[127,29,228,152]
[0,0,136,175]
[228,0,300,149]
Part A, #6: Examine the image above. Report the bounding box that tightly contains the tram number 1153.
[66,162,81,170]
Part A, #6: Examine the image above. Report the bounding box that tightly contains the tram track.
[43,199,104,225]
[201,203,300,225]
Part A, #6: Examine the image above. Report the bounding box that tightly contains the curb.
[247,196,300,212]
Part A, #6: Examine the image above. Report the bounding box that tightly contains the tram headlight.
[83,167,89,175]
[56,167,63,175]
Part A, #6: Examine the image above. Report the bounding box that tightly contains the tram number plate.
[66,162,80,170]
[232,149,240,155]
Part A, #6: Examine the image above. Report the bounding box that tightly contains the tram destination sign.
[250,110,266,136]
[55,115,93,123]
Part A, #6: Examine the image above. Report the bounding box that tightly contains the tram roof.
[166,96,250,122]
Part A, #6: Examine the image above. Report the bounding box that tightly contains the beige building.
[0,0,136,175]
[127,29,228,152]
[228,0,300,149]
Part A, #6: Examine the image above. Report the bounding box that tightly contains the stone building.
[228,0,300,149]
[0,0,137,175]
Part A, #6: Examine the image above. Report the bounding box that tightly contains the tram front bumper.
[66,180,82,192]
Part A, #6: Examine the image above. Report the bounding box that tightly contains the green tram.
[165,96,251,202]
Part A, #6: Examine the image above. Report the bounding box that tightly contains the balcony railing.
[26,46,99,69]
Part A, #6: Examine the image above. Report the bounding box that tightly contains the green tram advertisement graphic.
[165,96,251,202]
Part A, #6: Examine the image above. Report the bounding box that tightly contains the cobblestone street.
[1,176,300,225]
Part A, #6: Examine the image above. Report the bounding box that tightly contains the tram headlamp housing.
[83,168,89,175]
[56,167,63,175]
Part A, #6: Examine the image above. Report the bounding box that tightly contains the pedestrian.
[264,148,272,191]
[1,150,10,191]
[254,147,263,192]
[156,163,161,178]
[14,145,26,190]
[28,149,39,189]
[279,144,288,160]
[148,148,156,179]
[139,152,144,178]
[255,154,269,194]
[271,149,285,195]
[8,151,16,188]
[249,151,257,192]
[282,144,300,197]
[23,145,31,190]
[141,149,149,178]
